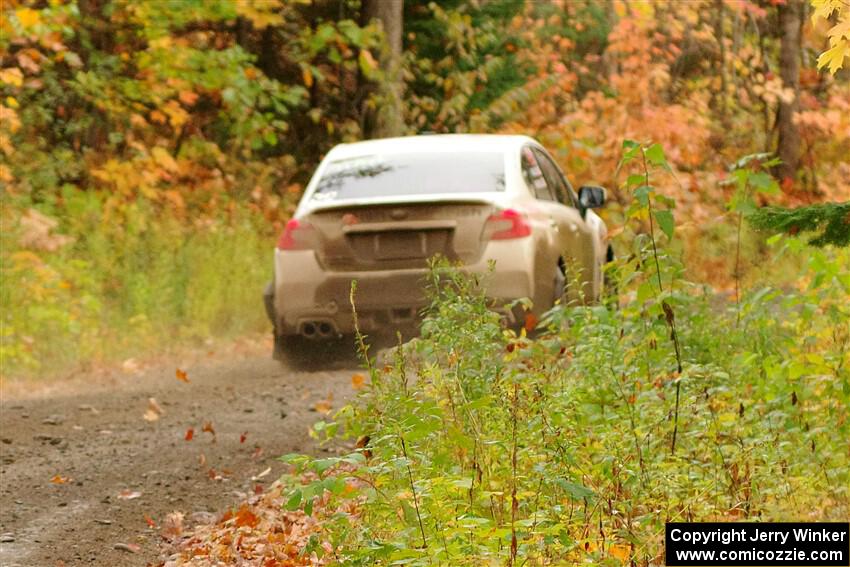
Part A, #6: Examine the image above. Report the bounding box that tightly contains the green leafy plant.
[274,144,849,566]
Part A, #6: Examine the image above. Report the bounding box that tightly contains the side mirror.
[578,185,606,209]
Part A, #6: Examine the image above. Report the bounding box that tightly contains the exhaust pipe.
[301,322,317,338]
[299,320,337,339]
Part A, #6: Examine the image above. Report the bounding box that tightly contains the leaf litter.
[159,468,365,566]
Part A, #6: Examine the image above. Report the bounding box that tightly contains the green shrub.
[284,240,848,565]
[279,141,849,565]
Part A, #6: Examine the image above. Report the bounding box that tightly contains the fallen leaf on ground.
[201,421,216,441]
[121,358,140,374]
[198,453,206,467]
[251,467,271,481]
[113,542,140,553]
[117,489,142,500]
[175,368,189,383]
[143,514,156,528]
[161,511,184,539]
[251,446,264,459]
[240,432,248,444]
[184,427,194,441]
[143,398,164,422]
[234,505,259,528]
[50,474,70,484]
[313,399,333,414]
[351,373,365,389]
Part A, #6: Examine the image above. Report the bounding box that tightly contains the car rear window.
[311,151,506,201]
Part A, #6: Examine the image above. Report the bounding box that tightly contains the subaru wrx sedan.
[264,134,610,362]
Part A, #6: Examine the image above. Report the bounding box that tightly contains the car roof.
[325,134,538,160]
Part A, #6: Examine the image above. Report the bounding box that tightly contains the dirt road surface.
[0,354,360,566]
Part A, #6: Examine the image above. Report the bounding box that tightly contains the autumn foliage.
[1,1,848,376]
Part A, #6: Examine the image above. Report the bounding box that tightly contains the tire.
[552,260,566,307]
[603,245,619,308]
[263,281,275,325]
[275,334,321,370]
[274,334,353,371]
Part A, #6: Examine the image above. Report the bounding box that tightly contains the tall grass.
[1,191,272,378]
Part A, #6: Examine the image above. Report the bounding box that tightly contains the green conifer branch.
[746,203,850,247]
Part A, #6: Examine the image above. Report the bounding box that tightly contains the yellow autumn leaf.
[151,146,178,172]
[6,96,18,108]
[0,68,24,88]
[358,50,377,75]
[829,17,850,42]
[163,100,188,129]
[0,106,21,133]
[810,0,843,23]
[817,41,850,74]
[609,544,631,563]
[302,66,313,88]
[314,399,333,414]
[15,8,41,29]
[0,164,13,183]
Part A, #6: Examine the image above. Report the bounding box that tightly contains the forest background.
[1,0,848,378]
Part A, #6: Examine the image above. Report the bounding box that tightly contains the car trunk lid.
[306,199,496,271]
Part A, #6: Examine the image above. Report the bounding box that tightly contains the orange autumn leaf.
[50,474,70,484]
[178,90,198,106]
[176,368,189,382]
[239,432,248,444]
[351,373,365,389]
[314,399,333,415]
[234,505,259,528]
[144,514,156,528]
[162,511,184,539]
[524,312,538,332]
[202,421,216,442]
[184,427,194,441]
[609,543,631,562]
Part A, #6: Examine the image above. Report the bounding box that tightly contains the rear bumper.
[271,239,537,336]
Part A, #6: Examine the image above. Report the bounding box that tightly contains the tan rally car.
[264,134,610,362]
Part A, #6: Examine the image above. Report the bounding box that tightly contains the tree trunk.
[361,0,404,139]
[712,0,727,119]
[776,0,802,183]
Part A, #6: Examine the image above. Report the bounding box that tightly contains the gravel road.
[0,354,360,566]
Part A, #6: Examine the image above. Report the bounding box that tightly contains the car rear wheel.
[274,334,354,371]
[603,245,619,308]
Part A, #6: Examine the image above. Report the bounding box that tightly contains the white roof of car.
[326,134,537,160]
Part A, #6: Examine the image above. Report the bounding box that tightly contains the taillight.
[485,209,532,240]
[276,219,314,250]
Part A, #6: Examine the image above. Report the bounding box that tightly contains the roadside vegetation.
[162,143,849,566]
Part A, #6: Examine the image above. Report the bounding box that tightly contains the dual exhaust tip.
[299,320,337,339]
